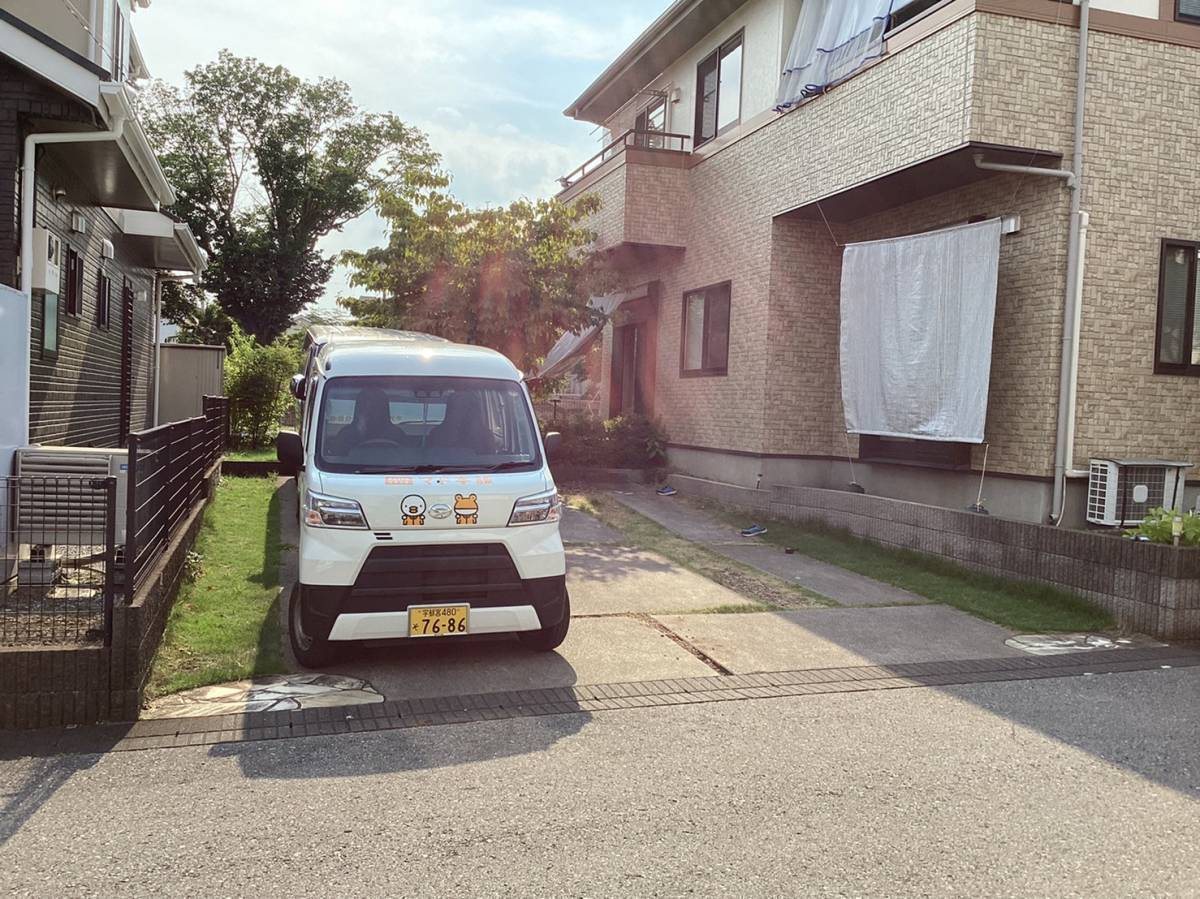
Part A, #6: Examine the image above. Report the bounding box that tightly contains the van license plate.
[408,605,469,638]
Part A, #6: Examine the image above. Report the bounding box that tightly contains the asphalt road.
[3,667,1199,897]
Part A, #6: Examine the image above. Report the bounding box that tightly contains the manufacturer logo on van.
[428,503,452,520]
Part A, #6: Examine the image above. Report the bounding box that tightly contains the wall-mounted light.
[52,187,67,202]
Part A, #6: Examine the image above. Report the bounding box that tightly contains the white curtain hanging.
[775,0,897,110]
[839,219,1003,444]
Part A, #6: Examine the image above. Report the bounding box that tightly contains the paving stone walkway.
[611,488,927,608]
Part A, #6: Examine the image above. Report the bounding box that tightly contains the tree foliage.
[224,326,302,447]
[141,51,444,343]
[339,192,614,372]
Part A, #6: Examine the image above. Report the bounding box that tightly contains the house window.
[65,246,83,316]
[858,435,972,470]
[97,270,112,329]
[1155,240,1200,374]
[634,96,668,148]
[888,0,949,33]
[680,282,731,376]
[1178,0,1200,24]
[41,293,59,359]
[694,33,743,147]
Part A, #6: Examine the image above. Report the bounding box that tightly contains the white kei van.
[277,330,567,668]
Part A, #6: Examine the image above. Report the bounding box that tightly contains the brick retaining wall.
[671,475,1200,641]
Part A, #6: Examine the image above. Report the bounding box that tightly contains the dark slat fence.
[125,396,229,595]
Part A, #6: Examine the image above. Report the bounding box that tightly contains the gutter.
[18,109,128,446]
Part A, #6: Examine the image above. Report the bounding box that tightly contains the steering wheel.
[357,438,402,449]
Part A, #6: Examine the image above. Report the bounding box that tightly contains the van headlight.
[508,489,562,526]
[304,490,370,529]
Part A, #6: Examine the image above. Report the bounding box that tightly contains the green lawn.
[147,476,287,698]
[567,493,831,609]
[702,504,1114,633]
[225,446,277,462]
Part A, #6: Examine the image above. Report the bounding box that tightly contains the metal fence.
[125,396,229,594]
[0,476,117,646]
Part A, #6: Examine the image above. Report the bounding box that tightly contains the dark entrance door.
[610,318,656,418]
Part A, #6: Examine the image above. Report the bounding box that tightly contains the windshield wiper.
[483,461,535,472]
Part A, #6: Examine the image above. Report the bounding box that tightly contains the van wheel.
[289,583,339,669]
[519,591,571,652]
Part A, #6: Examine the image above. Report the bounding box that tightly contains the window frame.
[693,30,744,148]
[96,268,112,329]
[1154,238,1200,376]
[1177,0,1200,25]
[40,291,59,360]
[679,280,732,378]
[64,245,83,317]
[886,0,952,35]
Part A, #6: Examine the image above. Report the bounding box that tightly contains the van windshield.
[315,376,542,474]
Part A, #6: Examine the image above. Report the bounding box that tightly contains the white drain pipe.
[17,111,127,447]
[1050,0,1090,525]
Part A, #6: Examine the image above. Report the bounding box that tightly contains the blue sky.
[133,0,660,308]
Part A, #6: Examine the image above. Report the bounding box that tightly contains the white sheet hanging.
[839,218,1002,444]
[775,0,894,110]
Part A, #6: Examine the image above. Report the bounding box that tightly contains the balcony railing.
[559,129,692,191]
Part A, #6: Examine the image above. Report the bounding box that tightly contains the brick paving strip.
[10,646,1199,756]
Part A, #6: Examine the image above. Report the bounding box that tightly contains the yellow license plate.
[408,605,469,638]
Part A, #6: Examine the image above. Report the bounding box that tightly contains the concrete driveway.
[278,482,1023,705]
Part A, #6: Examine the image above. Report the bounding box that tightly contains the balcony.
[557,129,692,253]
[0,0,145,84]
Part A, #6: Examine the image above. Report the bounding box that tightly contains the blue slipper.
[656,485,678,496]
[740,524,767,538]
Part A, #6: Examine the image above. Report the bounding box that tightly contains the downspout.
[152,272,162,426]
[1050,0,1090,525]
[19,111,128,446]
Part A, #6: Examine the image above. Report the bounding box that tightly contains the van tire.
[289,583,339,669]
[519,591,570,652]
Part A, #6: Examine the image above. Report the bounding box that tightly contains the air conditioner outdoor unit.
[12,447,129,545]
[30,227,62,292]
[1086,458,1191,527]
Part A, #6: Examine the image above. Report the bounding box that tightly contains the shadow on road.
[211,706,592,780]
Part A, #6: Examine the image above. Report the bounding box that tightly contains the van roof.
[318,338,524,381]
[304,325,448,347]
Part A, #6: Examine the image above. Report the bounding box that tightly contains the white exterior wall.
[605,0,793,147]
[1084,0,1160,18]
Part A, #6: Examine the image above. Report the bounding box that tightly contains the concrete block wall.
[673,473,1200,641]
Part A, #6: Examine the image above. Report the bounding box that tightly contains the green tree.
[141,51,445,343]
[340,193,613,371]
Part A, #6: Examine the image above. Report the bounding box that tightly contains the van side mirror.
[277,431,303,475]
[290,374,306,399]
[543,431,562,461]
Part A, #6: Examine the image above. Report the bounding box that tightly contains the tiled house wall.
[569,7,1200,513]
[972,12,1200,468]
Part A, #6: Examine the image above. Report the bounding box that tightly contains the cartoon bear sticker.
[454,493,479,525]
[401,495,427,526]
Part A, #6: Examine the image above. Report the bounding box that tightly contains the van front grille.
[346,543,525,611]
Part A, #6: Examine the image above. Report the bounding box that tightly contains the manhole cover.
[144,673,383,719]
[1005,633,1165,656]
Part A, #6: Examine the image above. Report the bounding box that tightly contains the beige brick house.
[553,0,1200,527]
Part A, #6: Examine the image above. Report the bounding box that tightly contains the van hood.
[315,469,552,531]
